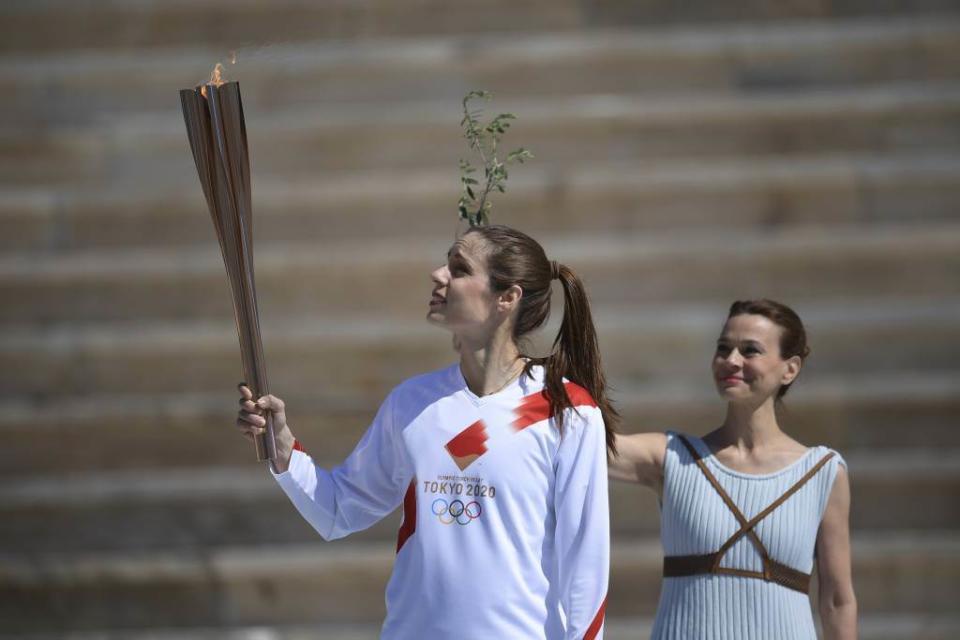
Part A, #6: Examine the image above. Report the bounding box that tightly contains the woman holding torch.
[236,225,616,639]
[609,299,857,639]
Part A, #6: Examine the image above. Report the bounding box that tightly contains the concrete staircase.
[2,1,959,638]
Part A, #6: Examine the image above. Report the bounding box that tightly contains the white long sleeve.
[271,389,414,540]
[554,404,610,640]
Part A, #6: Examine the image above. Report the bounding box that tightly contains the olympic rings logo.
[431,498,482,525]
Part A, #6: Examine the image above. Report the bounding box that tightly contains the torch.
[180,64,277,464]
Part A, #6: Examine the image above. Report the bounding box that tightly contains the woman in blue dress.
[610,299,857,639]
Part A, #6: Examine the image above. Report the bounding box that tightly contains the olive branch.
[458,90,533,227]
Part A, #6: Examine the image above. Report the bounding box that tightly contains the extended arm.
[609,431,667,494]
[240,385,413,541]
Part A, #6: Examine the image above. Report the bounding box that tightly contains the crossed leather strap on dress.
[662,435,835,594]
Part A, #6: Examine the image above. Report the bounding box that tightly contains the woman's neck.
[457,326,524,397]
[714,397,785,451]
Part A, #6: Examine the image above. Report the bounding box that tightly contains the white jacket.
[272,363,610,639]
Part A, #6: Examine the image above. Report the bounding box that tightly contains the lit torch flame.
[200,62,228,98]
[210,62,226,85]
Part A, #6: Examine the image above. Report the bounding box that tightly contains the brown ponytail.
[541,262,620,454]
[463,225,620,454]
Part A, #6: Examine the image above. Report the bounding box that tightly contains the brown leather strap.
[715,448,836,568]
[670,434,835,593]
[663,554,812,594]
[767,558,813,593]
[663,552,718,578]
[677,436,771,570]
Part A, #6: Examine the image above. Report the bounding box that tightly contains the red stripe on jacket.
[395,479,417,553]
[512,381,598,431]
[583,596,607,640]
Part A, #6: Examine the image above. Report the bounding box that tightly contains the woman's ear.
[498,284,523,313]
[781,355,802,386]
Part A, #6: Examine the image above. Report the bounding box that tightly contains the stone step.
[0,0,579,55]
[3,18,959,126]
[15,615,960,640]
[3,298,959,397]
[2,450,957,555]
[2,370,958,478]
[7,615,960,640]
[2,224,958,324]
[4,626,391,640]
[2,1,957,54]
[2,533,957,632]
[4,84,960,186]
[5,153,959,253]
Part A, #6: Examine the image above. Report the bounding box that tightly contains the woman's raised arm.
[609,432,668,493]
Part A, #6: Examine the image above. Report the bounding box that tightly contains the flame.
[200,62,227,98]
[207,62,227,87]
[198,50,239,98]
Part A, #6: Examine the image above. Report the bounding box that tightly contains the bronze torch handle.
[253,431,269,461]
[253,409,279,463]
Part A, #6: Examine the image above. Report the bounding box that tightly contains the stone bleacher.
[1,1,959,638]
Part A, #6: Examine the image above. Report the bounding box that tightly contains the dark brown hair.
[727,298,810,399]
[463,224,619,454]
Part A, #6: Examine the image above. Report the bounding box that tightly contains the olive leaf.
[458,91,534,227]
